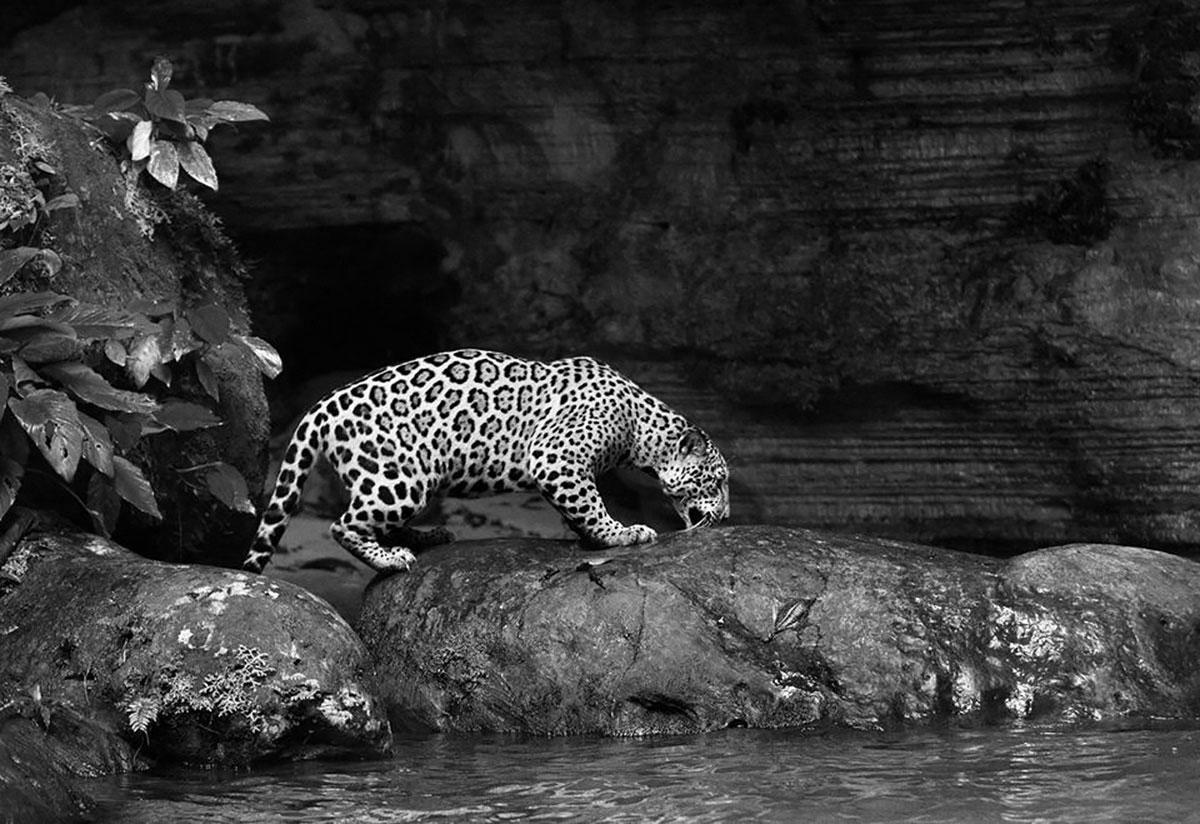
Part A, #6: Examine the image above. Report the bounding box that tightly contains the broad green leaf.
[152,399,220,432]
[45,193,80,212]
[234,335,283,379]
[125,333,162,388]
[0,292,69,318]
[186,304,230,345]
[18,331,82,364]
[78,410,115,477]
[0,315,75,336]
[112,455,162,520]
[36,249,61,278]
[38,361,159,414]
[184,98,215,115]
[92,88,140,115]
[0,247,42,285]
[47,302,152,340]
[205,100,270,123]
[158,316,199,362]
[1,247,63,280]
[196,355,220,402]
[105,339,127,366]
[147,140,180,189]
[150,361,171,386]
[86,472,121,536]
[177,141,218,190]
[203,462,255,514]
[8,389,85,481]
[128,119,153,162]
[9,357,41,393]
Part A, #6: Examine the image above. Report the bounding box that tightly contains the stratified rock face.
[7,1,1200,550]
[358,527,1200,735]
[0,531,391,768]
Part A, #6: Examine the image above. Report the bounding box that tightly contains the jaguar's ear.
[678,428,707,459]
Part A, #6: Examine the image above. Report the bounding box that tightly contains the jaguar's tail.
[242,412,322,573]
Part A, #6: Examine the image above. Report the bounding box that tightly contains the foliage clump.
[82,57,268,194]
[122,644,276,739]
[0,65,277,539]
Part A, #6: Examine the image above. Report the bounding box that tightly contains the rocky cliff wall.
[5,0,1199,552]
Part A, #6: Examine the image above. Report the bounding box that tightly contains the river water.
[87,721,1200,823]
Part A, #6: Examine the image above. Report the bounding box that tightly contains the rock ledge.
[359,526,1200,735]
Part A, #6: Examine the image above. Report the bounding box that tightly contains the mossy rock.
[0,531,391,768]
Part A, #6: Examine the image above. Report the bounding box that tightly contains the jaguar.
[243,349,729,573]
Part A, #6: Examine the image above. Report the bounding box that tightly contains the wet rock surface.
[358,526,1200,736]
[0,530,391,776]
[0,707,138,823]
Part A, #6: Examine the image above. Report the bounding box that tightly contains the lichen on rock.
[0,530,392,769]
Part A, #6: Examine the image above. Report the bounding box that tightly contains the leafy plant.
[84,57,268,191]
[122,645,276,739]
[0,63,281,536]
[0,291,279,531]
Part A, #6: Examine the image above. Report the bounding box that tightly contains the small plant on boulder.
[84,56,268,192]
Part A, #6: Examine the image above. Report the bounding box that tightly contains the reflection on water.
[87,722,1200,823]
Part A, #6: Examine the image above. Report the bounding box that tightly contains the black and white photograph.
[2,1,1199,821]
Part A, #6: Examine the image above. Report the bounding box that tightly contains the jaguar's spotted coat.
[243,349,729,574]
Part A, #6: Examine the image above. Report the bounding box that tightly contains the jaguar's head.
[657,427,730,530]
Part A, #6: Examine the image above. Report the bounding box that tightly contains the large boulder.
[0,529,391,772]
[358,526,1200,735]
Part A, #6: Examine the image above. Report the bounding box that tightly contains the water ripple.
[85,722,1200,823]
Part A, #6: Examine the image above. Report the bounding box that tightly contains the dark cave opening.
[239,222,458,426]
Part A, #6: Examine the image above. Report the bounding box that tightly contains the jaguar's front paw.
[365,546,417,574]
[614,524,657,546]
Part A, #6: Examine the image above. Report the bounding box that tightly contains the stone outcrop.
[0,708,138,823]
[357,526,1200,735]
[0,530,391,772]
[6,2,1200,551]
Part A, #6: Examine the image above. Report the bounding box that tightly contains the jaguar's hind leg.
[330,513,418,573]
[329,487,456,572]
